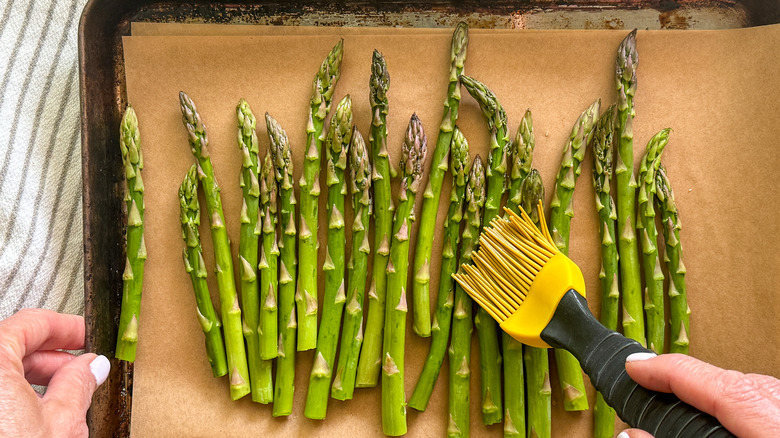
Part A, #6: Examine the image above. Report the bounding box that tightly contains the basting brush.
[453,202,732,438]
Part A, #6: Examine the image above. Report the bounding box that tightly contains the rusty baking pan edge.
[78,1,779,436]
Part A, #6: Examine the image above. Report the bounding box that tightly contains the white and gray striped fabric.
[0,0,88,321]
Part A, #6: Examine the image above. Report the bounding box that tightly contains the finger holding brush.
[620,353,780,438]
[454,204,735,438]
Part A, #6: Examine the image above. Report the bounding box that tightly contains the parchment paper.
[122,24,780,437]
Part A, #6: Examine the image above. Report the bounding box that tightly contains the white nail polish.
[626,352,657,363]
[617,431,630,438]
[90,355,111,386]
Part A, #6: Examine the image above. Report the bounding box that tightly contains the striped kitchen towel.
[0,0,87,320]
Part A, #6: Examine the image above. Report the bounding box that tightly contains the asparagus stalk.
[638,128,671,354]
[266,113,298,416]
[331,126,372,401]
[256,126,280,365]
[501,332,524,437]
[549,99,600,411]
[179,91,250,400]
[460,75,509,425]
[412,22,469,338]
[305,96,353,419]
[235,99,273,403]
[519,170,551,438]
[501,110,535,438]
[382,114,427,436]
[298,40,345,352]
[448,155,485,438]
[592,105,619,438]
[409,126,469,411]
[356,50,393,388]
[116,105,146,362]
[615,29,647,347]
[252,151,278,404]
[655,165,690,354]
[178,164,228,378]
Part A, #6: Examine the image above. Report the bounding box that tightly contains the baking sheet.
[131,22,499,35]
[122,24,780,437]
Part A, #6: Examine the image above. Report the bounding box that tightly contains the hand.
[618,353,780,438]
[0,309,110,438]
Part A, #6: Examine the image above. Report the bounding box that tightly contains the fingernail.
[90,355,111,386]
[617,432,630,438]
[626,352,657,363]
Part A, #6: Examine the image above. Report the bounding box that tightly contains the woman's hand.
[0,309,109,438]
[618,353,780,438]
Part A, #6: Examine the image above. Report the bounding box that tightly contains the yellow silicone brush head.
[453,202,586,348]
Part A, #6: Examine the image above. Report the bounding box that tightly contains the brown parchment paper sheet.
[122,25,780,437]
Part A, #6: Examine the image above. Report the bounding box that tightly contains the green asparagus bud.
[655,165,690,354]
[298,39,345,352]
[179,164,228,378]
[116,105,146,363]
[179,91,250,400]
[460,75,510,425]
[382,114,427,436]
[549,99,600,411]
[615,29,647,347]
[236,99,273,403]
[266,113,298,416]
[412,22,469,338]
[507,109,535,214]
[592,105,619,438]
[409,126,469,411]
[357,50,393,388]
[520,169,551,438]
[305,95,353,420]
[448,154,485,438]
[332,126,372,401]
[638,128,671,355]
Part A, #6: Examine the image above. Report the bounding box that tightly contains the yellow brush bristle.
[453,201,559,323]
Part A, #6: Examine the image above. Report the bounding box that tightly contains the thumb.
[617,429,654,438]
[42,354,110,436]
[625,353,780,437]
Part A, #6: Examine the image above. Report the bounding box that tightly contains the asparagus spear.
[235,99,273,403]
[409,126,469,411]
[655,165,690,354]
[615,29,647,347]
[179,164,228,378]
[638,128,671,354]
[305,96,353,419]
[412,22,469,338]
[116,105,146,362]
[505,110,535,216]
[298,40,345,352]
[253,151,278,404]
[548,99,600,411]
[331,126,372,401]
[592,105,619,438]
[356,50,393,388]
[460,75,508,425]
[501,327,524,437]
[501,110,535,438]
[179,91,250,400]
[448,154,485,438]
[382,114,427,436]
[519,170,551,438]
[266,113,298,416]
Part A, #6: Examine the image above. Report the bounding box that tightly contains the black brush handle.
[540,290,734,438]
